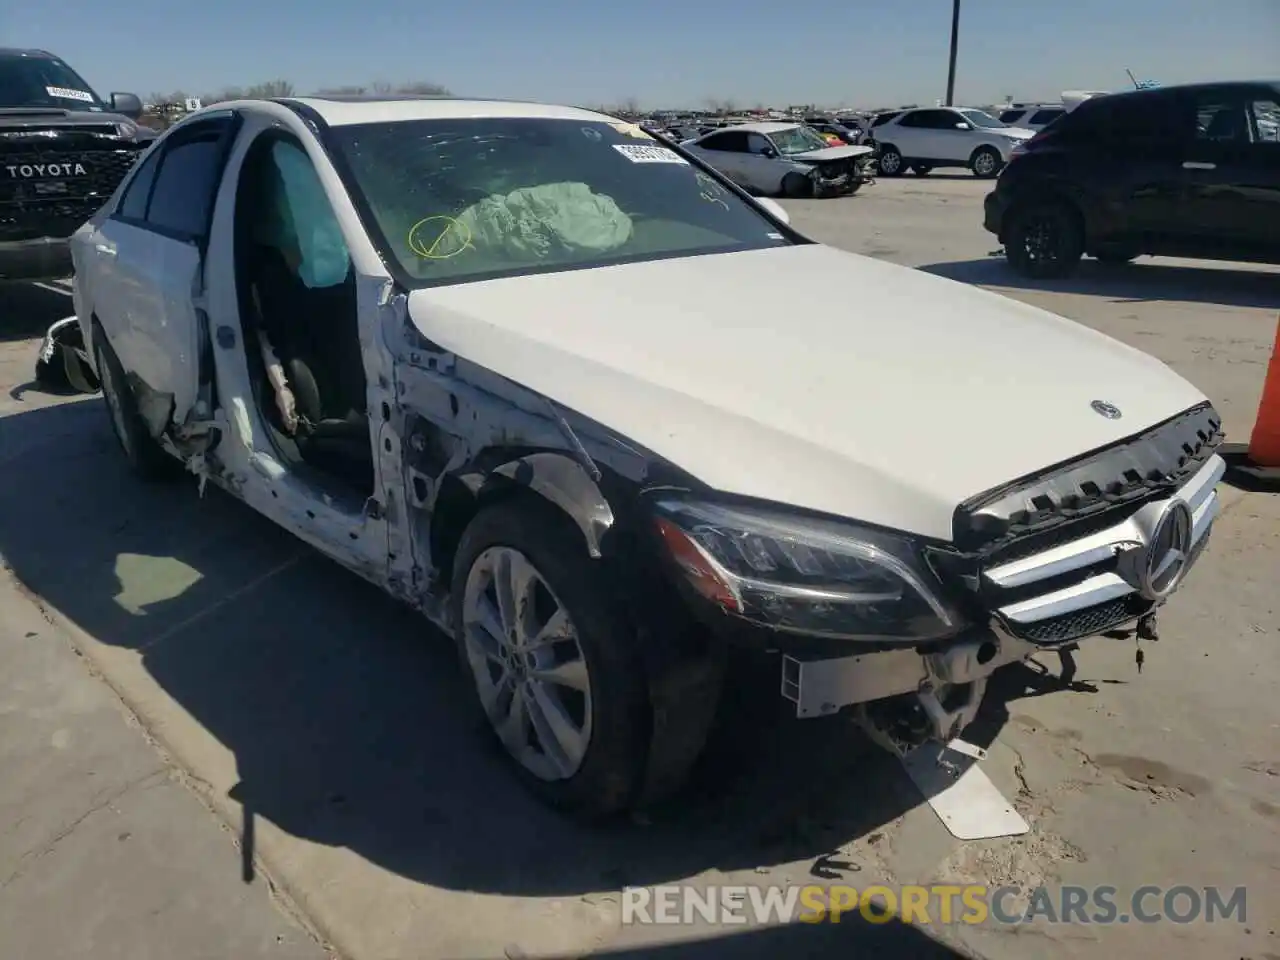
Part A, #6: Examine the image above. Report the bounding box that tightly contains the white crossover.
[872,106,1035,177]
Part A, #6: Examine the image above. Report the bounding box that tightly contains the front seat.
[249,245,373,490]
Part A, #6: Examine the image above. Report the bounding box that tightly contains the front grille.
[1,143,142,242]
[930,404,1225,646]
[1018,594,1152,644]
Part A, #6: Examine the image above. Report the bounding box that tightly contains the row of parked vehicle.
[640,104,1063,198]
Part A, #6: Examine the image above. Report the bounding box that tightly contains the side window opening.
[1195,97,1249,143]
[117,147,161,220]
[145,131,225,238]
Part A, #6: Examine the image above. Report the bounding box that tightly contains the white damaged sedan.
[68,95,1225,818]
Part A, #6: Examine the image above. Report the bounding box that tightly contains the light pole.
[945,0,961,106]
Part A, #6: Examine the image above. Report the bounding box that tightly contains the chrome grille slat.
[990,455,1223,626]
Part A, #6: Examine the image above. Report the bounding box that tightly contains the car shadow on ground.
[595,911,971,958]
[919,257,1280,310]
[0,395,1057,950]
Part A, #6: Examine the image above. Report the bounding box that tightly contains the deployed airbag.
[268,141,352,289]
[436,182,633,260]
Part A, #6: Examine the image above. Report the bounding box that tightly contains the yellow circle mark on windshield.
[407,215,473,259]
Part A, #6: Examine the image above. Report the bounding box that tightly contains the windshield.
[331,117,794,287]
[0,55,104,111]
[958,109,1006,128]
[769,125,832,155]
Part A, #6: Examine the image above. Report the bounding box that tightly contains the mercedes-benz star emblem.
[1137,499,1194,601]
[1091,400,1122,419]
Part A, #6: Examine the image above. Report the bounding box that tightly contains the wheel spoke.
[495,550,539,644]
[530,656,589,692]
[526,680,586,776]
[527,607,573,650]
[466,595,506,658]
[496,684,530,751]
[477,669,511,714]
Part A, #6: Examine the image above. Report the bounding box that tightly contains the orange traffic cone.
[1247,316,1280,468]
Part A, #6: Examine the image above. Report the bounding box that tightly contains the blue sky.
[5,0,1277,109]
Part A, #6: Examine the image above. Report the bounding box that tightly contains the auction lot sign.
[621,883,1248,927]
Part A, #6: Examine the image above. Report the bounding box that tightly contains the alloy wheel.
[461,545,593,782]
[973,151,997,176]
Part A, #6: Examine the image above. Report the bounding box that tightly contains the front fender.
[480,452,615,558]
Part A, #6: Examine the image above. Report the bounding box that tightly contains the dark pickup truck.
[1,47,155,280]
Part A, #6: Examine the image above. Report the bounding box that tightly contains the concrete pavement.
[0,543,332,959]
[1,179,1278,959]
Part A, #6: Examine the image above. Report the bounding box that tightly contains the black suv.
[983,81,1280,278]
[1,48,155,280]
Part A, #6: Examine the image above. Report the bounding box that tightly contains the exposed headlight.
[651,499,961,642]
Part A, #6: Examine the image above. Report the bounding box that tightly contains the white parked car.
[873,106,1035,177]
[68,95,1224,818]
[682,121,876,197]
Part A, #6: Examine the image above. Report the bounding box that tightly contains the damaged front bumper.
[779,452,1225,751]
[781,629,1036,752]
[809,158,876,197]
[36,315,99,393]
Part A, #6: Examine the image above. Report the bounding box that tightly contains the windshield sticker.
[407,215,473,259]
[767,232,784,240]
[581,126,603,142]
[609,122,653,140]
[612,144,688,165]
[46,86,96,103]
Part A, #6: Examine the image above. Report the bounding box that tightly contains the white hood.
[406,245,1207,541]
[789,144,875,162]
[1000,126,1036,138]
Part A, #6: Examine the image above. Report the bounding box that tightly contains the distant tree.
[394,80,450,96]
[617,96,640,117]
[201,87,244,106]
[316,84,368,96]
[244,79,295,98]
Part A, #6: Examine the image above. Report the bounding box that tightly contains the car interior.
[232,133,375,498]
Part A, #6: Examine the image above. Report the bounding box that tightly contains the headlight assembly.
[652,499,961,642]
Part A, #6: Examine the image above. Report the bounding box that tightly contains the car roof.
[282,95,615,127]
[0,47,55,58]
[703,121,798,134]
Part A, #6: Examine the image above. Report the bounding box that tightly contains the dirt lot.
[1,175,1277,960]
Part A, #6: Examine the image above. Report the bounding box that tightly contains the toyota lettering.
[7,162,88,178]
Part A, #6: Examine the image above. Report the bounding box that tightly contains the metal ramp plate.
[901,740,1030,841]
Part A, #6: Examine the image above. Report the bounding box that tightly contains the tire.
[781,172,812,198]
[877,145,904,176]
[34,355,70,392]
[970,146,1003,178]
[1004,201,1085,279]
[94,329,183,481]
[450,499,651,819]
[844,180,863,195]
[911,163,933,176]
